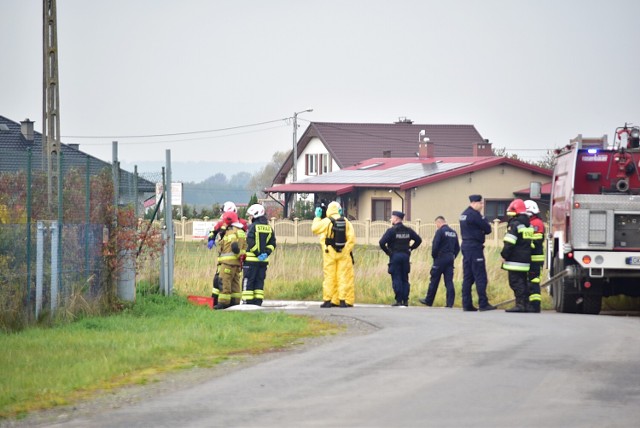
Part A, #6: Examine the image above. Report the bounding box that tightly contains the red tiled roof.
[273,121,486,184]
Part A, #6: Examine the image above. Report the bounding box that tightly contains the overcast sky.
[2,0,639,164]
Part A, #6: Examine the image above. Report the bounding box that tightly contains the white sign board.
[193,221,216,239]
[155,182,183,207]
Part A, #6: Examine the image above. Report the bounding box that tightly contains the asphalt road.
[28,303,640,427]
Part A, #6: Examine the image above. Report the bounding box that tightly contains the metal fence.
[0,149,161,324]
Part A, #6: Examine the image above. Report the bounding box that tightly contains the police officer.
[524,200,545,313]
[242,203,276,306]
[379,211,422,307]
[420,216,460,308]
[501,199,534,312]
[459,194,496,311]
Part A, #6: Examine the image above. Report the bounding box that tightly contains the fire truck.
[547,124,640,314]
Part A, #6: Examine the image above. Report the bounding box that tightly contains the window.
[306,154,318,175]
[484,199,511,222]
[372,199,391,221]
[321,153,331,174]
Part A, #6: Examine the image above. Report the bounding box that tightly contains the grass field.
[159,241,552,309]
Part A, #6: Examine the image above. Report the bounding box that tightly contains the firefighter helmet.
[247,203,265,218]
[507,199,527,215]
[222,211,239,226]
[222,201,237,213]
[524,200,540,215]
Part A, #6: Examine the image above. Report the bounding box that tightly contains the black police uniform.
[379,219,422,306]
[459,204,493,310]
[423,223,460,307]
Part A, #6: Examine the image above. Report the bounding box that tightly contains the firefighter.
[501,199,534,313]
[311,201,356,308]
[207,201,247,250]
[525,200,545,313]
[459,194,496,311]
[242,203,276,306]
[379,211,422,307]
[419,215,459,308]
[213,211,247,310]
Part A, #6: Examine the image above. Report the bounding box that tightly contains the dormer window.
[306,153,332,176]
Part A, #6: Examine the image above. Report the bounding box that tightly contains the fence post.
[50,222,59,313]
[493,219,502,246]
[365,219,371,245]
[181,216,186,242]
[36,221,44,318]
[294,218,299,244]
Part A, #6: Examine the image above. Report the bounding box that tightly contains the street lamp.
[292,109,313,182]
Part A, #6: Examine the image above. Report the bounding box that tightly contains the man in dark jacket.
[420,216,460,308]
[459,194,496,311]
[379,211,422,307]
[501,199,534,313]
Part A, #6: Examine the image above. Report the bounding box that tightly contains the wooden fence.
[172,218,508,247]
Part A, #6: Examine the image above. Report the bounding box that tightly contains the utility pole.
[292,109,313,182]
[43,0,61,208]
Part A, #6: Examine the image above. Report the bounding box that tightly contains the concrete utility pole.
[43,0,61,208]
[292,109,313,182]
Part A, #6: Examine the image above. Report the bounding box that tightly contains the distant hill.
[120,160,266,183]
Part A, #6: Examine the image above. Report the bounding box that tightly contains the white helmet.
[222,201,237,213]
[247,203,265,218]
[524,200,540,215]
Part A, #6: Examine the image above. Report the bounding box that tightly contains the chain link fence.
[0,149,161,329]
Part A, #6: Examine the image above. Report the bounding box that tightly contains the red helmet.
[507,199,527,215]
[222,211,239,226]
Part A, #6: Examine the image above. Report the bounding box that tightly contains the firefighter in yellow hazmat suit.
[311,201,356,307]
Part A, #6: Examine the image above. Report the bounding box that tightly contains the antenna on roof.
[394,117,413,124]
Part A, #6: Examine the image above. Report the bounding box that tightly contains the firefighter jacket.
[431,224,460,260]
[459,206,492,248]
[501,214,534,272]
[245,216,276,264]
[379,222,422,256]
[217,225,247,266]
[529,215,545,264]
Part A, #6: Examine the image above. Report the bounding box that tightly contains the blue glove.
[207,240,215,250]
[258,253,268,262]
[315,207,323,218]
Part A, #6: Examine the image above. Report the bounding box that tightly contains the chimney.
[473,139,492,156]
[20,118,35,142]
[383,150,391,158]
[418,141,435,158]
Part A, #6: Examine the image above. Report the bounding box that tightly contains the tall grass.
[168,241,552,308]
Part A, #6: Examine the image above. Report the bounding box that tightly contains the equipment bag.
[326,217,347,252]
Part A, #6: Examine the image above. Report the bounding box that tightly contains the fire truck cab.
[548,124,640,314]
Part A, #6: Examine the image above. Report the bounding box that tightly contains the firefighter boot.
[253,299,263,306]
[527,300,541,313]
[230,298,241,307]
[505,297,527,313]
[212,293,218,308]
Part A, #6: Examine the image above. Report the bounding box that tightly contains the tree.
[534,149,557,170]
[247,151,289,198]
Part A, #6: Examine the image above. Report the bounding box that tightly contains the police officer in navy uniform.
[459,195,496,311]
[420,216,460,308]
[379,211,422,306]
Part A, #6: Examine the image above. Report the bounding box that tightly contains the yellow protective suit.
[311,202,356,305]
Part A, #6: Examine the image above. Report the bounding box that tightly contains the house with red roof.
[266,153,552,223]
[272,119,492,185]
[268,119,551,222]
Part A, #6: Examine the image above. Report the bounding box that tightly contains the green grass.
[0,293,339,419]
[168,241,552,308]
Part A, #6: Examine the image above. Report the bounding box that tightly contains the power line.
[61,117,290,139]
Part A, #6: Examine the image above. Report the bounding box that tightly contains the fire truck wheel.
[582,287,602,315]
[552,257,581,314]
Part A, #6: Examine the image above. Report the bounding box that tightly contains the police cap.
[469,194,482,203]
[391,210,405,219]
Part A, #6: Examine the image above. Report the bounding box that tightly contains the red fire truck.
[547,124,640,314]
